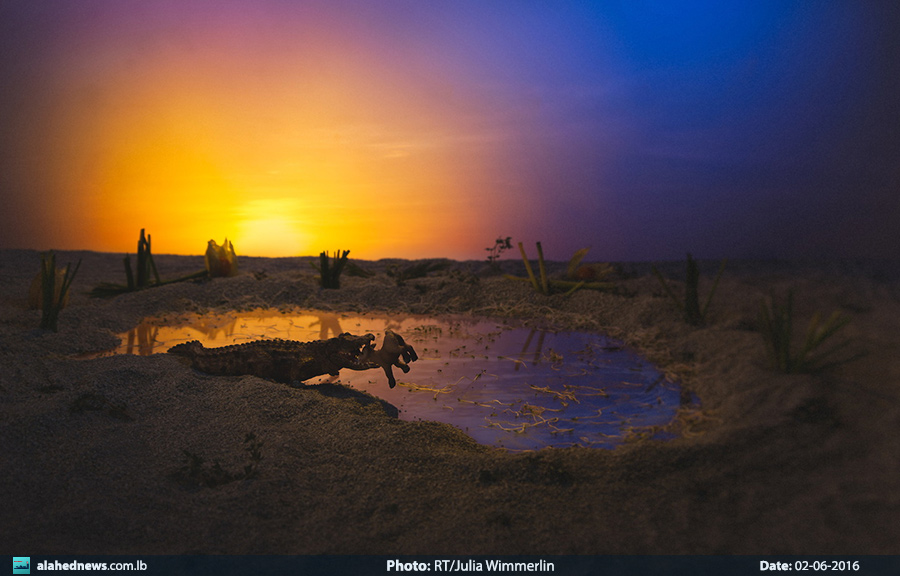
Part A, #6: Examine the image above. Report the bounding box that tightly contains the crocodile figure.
[168,330,417,387]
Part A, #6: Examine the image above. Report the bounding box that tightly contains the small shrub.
[312,250,350,289]
[486,236,513,267]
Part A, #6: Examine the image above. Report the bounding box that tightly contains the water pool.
[103,309,692,450]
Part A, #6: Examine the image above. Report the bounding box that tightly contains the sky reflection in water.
[112,309,691,451]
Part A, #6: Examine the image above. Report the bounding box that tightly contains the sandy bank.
[1,250,898,554]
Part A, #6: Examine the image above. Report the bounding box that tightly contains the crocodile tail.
[167,340,204,357]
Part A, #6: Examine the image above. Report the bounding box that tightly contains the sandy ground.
[1,249,899,554]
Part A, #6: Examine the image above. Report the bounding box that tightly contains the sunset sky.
[1,1,898,260]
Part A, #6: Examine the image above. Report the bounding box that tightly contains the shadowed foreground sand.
[1,250,898,554]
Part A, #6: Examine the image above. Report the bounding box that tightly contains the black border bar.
[6,555,900,576]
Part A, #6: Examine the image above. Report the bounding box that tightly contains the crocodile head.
[331,332,378,371]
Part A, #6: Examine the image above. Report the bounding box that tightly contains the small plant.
[241,432,264,478]
[520,241,550,294]
[90,229,207,298]
[505,242,613,296]
[565,247,614,282]
[175,450,235,488]
[312,250,350,289]
[387,260,450,287]
[132,228,161,289]
[39,251,81,332]
[758,290,861,374]
[205,238,238,278]
[174,432,264,488]
[486,236,513,267]
[652,253,726,326]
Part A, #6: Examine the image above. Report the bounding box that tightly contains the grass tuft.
[39,251,81,332]
[134,228,161,289]
[312,250,350,289]
[506,242,613,296]
[758,290,863,373]
[652,253,726,326]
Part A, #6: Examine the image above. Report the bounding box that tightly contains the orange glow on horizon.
[38,19,501,260]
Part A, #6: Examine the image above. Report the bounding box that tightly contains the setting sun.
[24,7,498,259]
[236,199,309,257]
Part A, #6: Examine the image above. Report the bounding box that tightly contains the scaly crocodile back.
[167,338,353,383]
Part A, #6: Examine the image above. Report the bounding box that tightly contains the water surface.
[105,309,691,450]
